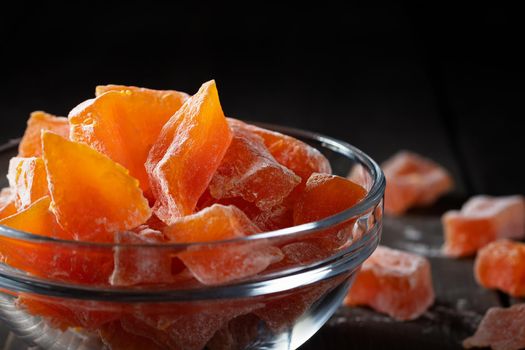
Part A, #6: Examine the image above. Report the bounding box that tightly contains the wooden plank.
[302,306,481,350]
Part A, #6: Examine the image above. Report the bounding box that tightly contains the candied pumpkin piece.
[69,85,188,194]
[146,80,232,224]
[228,118,331,183]
[209,122,300,211]
[294,173,367,224]
[0,187,17,219]
[0,196,68,239]
[110,229,175,287]
[344,246,435,321]
[382,151,453,215]
[197,188,295,232]
[0,196,115,284]
[293,173,367,249]
[19,296,119,331]
[164,204,282,285]
[463,303,525,350]
[443,195,525,257]
[7,157,49,210]
[254,274,346,332]
[269,241,331,271]
[121,300,261,350]
[99,321,164,350]
[42,132,151,242]
[95,84,190,100]
[474,239,525,297]
[17,295,77,330]
[207,313,261,350]
[18,111,69,157]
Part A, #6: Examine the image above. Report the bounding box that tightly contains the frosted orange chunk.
[270,241,330,271]
[198,188,296,232]
[0,196,68,239]
[69,85,188,194]
[293,173,367,249]
[164,204,282,285]
[95,84,189,100]
[19,296,119,331]
[382,151,453,215]
[344,246,435,320]
[121,301,260,350]
[443,195,525,257]
[7,157,49,210]
[0,188,17,219]
[254,275,345,332]
[209,122,300,211]
[474,239,525,297]
[99,321,164,350]
[18,111,69,157]
[146,80,232,224]
[42,132,151,242]
[207,314,260,350]
[463,303,525,350]
[110,229,175,287]
[0,197,115,284]
[228,118,331,183]
[17,295,78,330]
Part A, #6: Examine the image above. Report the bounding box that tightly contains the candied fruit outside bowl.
[0,124,385,350]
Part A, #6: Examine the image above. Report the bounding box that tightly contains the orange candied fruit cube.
[474,239,525,297]
[42,132,151,242]
[254,275,345,332]
[382,150,453,215]
[197,190,296,232]
[164,204,282,285]
[19,296,120,331]
[209,121,300,211]
[69,85,188,195]
[463,303,525,350]
[99,321,164,350]
[120,300,260,350]
[0,197,115,285]
[442,195,525,257]
[228,118,332,184]
[146,80,232,224]
[95,84,189,100]
[7,157,49,210]
[293,173,367,250]
[110,229,175,287]
[207,314,260,350]
[344,246,435,320]
[18,111,69,157]
[0,196,114,285]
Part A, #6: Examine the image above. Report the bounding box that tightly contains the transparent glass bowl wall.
[0,124,385,350]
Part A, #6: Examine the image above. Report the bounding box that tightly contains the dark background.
[1,1,523,196]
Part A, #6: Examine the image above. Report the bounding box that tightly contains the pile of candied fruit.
[0,81,369,349]
[1,79,524,349]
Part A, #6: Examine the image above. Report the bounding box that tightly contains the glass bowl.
[0,123,385,350]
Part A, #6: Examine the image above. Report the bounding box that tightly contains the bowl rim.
[0,122,385,248]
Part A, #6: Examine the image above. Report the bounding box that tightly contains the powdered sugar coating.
[463,303,525,350]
